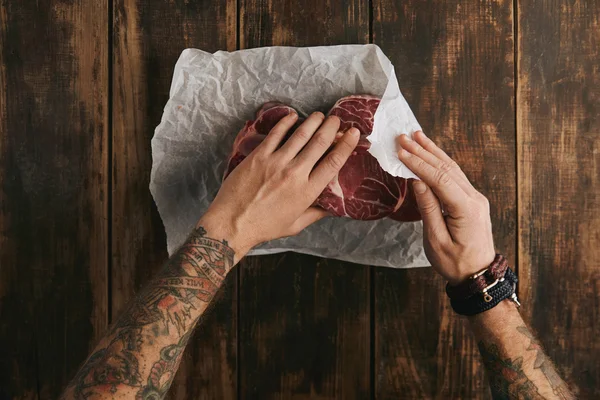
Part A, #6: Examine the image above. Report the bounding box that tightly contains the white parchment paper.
[150,44,429,268]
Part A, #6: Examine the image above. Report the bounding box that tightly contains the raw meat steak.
[224,95,421,222]
[225,102,298,173]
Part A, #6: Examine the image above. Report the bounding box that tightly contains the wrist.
[446,254,520,316]
[447,251,496,286]
[196,211,251,263]
[468,298,518,323]
[467,300,521,340]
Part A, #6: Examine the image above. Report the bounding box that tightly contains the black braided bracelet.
[450,268,518,316]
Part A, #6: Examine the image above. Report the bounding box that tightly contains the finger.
[288,207,330,235]
[397,146,468,215]
[397,134,476,196]
[412,131,456,167]
[295,116,344,168]
[412,180,451,243]
[277,112,326,160]
[309,128,360,191]
[259,112,299,154]
[412,131,475,191]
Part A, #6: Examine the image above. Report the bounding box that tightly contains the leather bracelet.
[445,254,509,300]
[450,268,519,316]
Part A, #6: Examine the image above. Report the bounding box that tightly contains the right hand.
[202,112,359,258]
[397,131,496,285]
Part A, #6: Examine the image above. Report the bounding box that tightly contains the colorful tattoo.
[61,227,234,399]
[136,331,191,400]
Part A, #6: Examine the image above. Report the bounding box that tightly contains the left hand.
[396,131,496,284]
[200,111,360,258]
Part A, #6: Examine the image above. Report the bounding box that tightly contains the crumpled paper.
[150,44,429,268]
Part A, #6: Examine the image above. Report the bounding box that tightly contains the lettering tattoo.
[516,326,575,400]
[61,226,234,399]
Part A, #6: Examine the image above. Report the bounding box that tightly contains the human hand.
[200,112,360,258]
[397,131,495,285]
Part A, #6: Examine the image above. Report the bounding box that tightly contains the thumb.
[412,180,450,241]
[288,207,330,236]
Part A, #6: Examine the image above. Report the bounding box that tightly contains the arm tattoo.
[516,326,575,400]
[478,341,546,399]
[478,326,575,400]
[137,330,192,399]
[61,226,234,399]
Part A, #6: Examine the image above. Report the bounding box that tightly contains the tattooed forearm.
[516,326,575,400]
[61,226,235,400]
[478,341,546,400]
[137,330,192,399]
[468,297,574,400]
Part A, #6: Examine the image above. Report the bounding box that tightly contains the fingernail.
[401,134,412,141]
[413,180,427,194]
[398,148,408,157]
[349,128,359,137]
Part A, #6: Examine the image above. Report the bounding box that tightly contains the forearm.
[469,300,574,399]
[61,217,241,399]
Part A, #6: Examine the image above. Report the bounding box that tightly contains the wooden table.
[1,0,598,398]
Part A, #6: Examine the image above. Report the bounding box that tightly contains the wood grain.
[0,0,108,398]
[518,0,600,397]
[1,0,598,397]
[112,0,237,398]
[240,0,369,47]
[240,254,370,399]
[239,2,370,397]
[373,0,516,398]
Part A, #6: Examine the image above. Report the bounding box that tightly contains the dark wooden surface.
[373,1,516,398]
[517,1,600,398]
[111,1,238,398]
[239,1,371,398]
[0,1,598,399]
[0,1,109,399]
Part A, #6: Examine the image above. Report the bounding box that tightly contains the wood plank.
[240,254,371,399]
[518,1,600,397]
[112,0,237,398]
[239,1,370,397]
[0,0,108,398]
[240,0,368,47]
[373,0,516,398]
